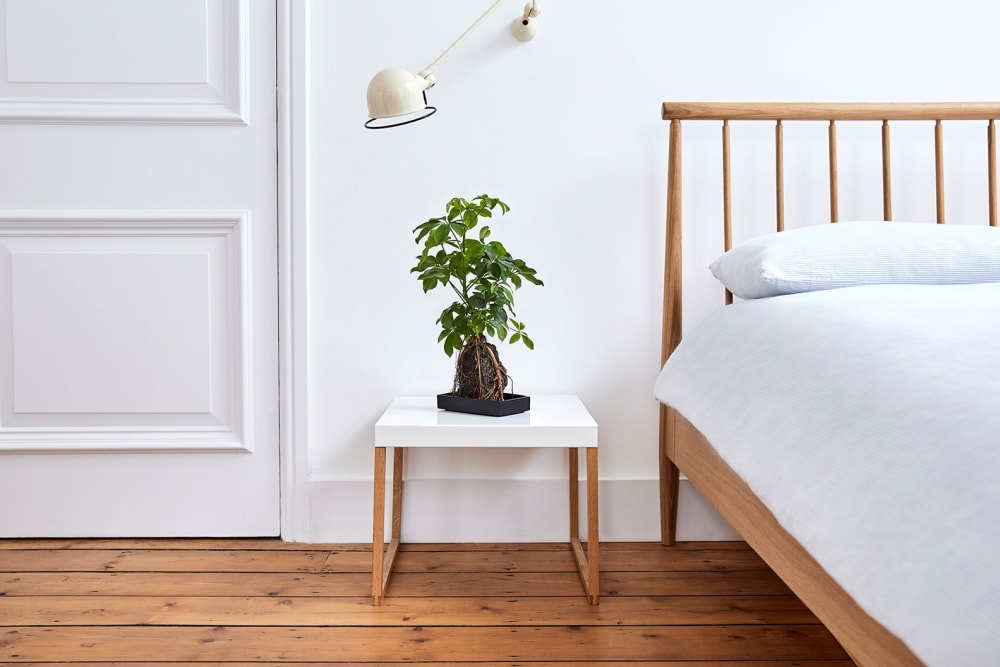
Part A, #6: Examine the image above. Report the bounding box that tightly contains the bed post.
[659,117,683,545]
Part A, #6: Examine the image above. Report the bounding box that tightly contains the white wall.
[304,0,1000,542]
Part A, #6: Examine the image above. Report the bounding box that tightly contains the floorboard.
[0,539,854,665]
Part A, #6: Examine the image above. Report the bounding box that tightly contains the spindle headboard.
[659,102,1000,363]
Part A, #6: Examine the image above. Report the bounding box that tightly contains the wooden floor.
[0,539,853,665]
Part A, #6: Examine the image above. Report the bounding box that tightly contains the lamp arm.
[417,0,509,82]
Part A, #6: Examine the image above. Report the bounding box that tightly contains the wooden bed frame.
[657,102,1000,667]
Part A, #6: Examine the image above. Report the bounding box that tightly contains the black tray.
[436,392,531,417]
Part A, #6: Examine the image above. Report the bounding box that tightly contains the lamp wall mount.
[511,2,541,42]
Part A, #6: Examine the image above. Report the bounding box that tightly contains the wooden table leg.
[586,446,600,605]
[568,446,599,605]
[391,447,403,543]
[373,446,404,605]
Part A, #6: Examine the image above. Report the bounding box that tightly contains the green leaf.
[488,240,508,256]
[429,225,451,246]
[462,238,485,257]
[415,216,443,232]
[445,331,464,357]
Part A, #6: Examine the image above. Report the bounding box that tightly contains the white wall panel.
[0,0,246,123]
[0,211,250,452]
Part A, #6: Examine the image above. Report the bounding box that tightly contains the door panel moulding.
[0,211,252,454]
[0,0,247,124]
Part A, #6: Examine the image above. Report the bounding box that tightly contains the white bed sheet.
[654,283,1000,666]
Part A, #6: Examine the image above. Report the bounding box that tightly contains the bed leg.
[660,459,680,545]
[659,405,680,545]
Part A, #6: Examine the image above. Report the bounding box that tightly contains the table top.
[374,395,598,448]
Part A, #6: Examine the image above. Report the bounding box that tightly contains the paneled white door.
[0,0,280,536]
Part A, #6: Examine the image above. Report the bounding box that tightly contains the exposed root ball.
[453,336,508,401]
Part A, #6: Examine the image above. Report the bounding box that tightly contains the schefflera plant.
[411,194,543,401]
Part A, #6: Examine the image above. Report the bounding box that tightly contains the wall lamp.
[365,1,540,129]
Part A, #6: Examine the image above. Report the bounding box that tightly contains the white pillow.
[709,221,1000,299]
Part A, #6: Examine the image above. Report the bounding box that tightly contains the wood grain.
[0,539,851,664]
[1,625,848,663]
[659,117,684,546]
[882,119,893,220]
[662,101,1000,121]
[0,594,821,627]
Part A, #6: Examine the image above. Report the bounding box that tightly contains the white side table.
[372,394,599,605]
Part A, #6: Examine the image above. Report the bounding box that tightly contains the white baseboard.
[305,478,740,543]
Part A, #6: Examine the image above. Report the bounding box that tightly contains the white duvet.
[654,283,1000,667]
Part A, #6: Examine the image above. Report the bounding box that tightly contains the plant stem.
[448,221,471,305]
[448,279,467,304]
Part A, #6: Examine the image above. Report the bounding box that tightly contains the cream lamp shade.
[365,68,437,129]
[365,1,539,129]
